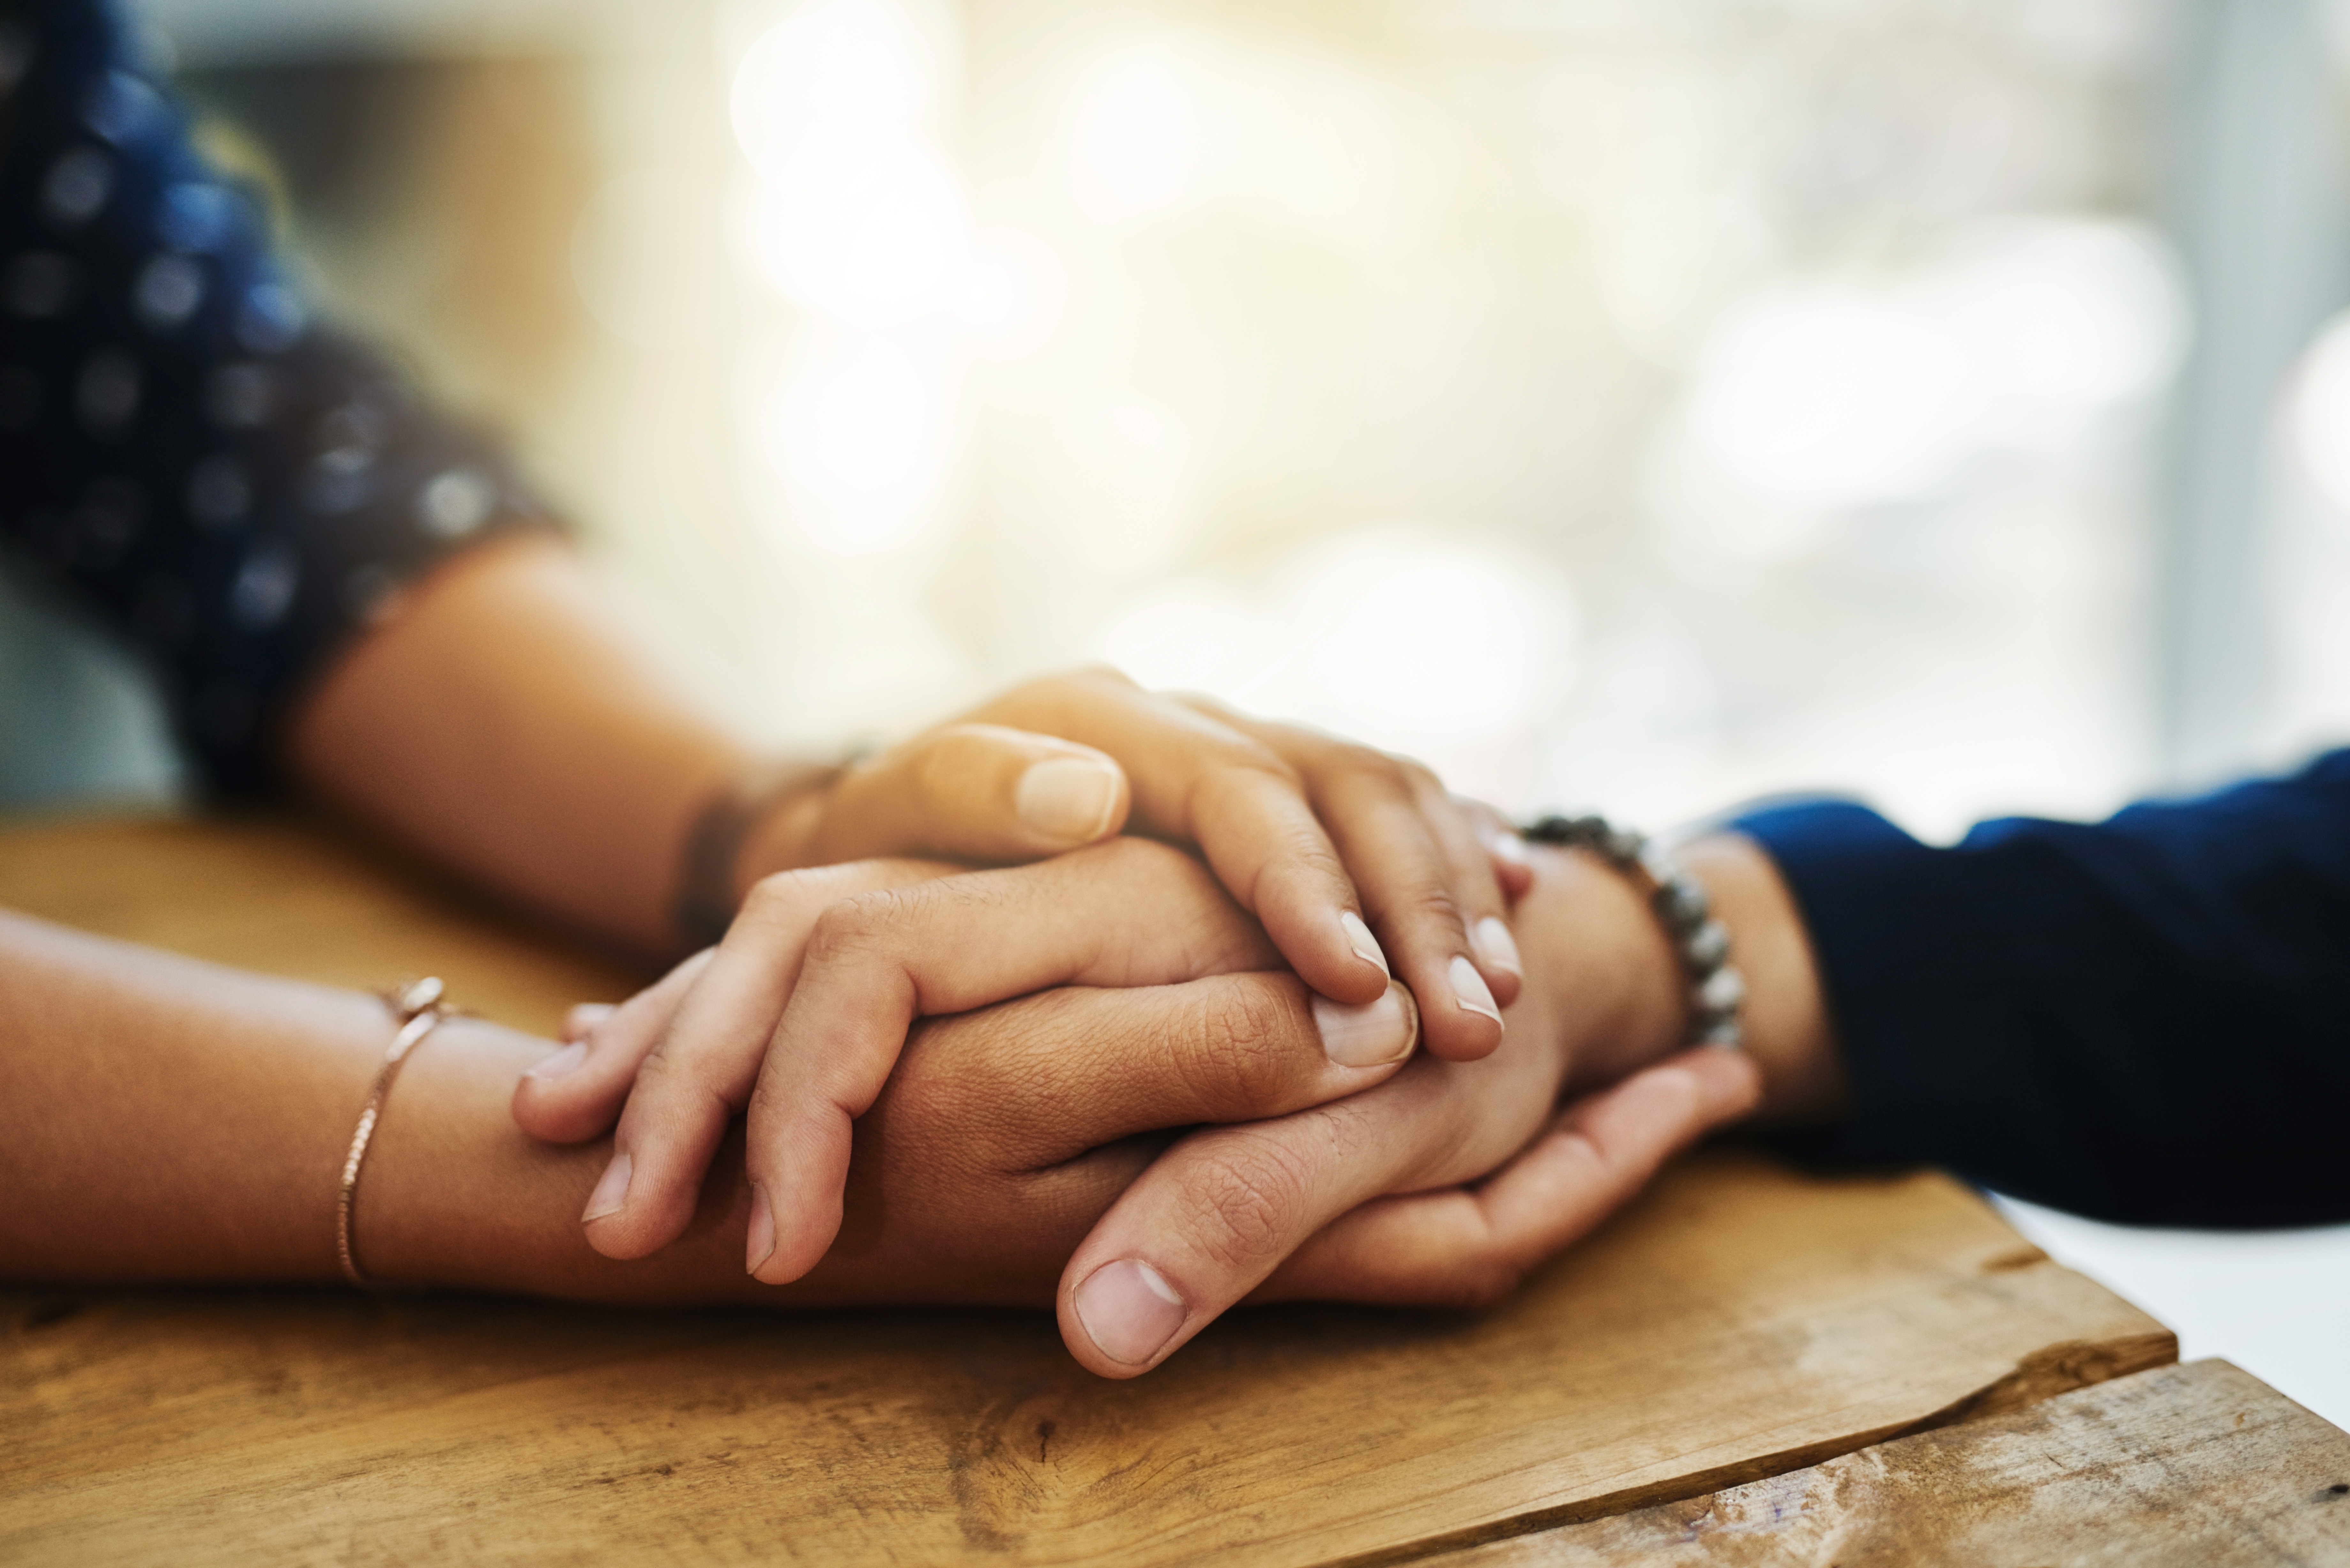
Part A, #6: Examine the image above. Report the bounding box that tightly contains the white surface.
[1994,1194,2350,1431]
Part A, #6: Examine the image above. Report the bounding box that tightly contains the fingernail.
[1473,916,1522,976]
[528,1041,589,1080]
[1449,954,1503,1026]
[1313,983,1416,1067]
[1489,832,1533,867]
[1338,910,1390,977]
[1073,1259,1188,1366]
[563,1003,616,1043]
[746,1180,776,1274]
[581,1150,632,1224]
[1015,757,1123,842]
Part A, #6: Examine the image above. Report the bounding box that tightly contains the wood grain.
[0,816,2180,1568]
[1418,1359,2350,1567]
[0,812,647,1035]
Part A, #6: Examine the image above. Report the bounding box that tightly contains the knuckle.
[1180,982,1300,1107]
[1383,878,1466,933]
[911,732,972,805]
[631,1037,739,1125]
[1395,755,1442,792]
[1073,662,1139,693]
[1091,833,1190,880]
[1315,745,1412,800]
[1176,1135,1317,1275]
[803,887,911,967]
[739,868,823,926]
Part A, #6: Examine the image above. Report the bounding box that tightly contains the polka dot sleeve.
[0,0,562,797]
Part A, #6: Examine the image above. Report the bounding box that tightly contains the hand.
[745,669,1524,1060]
[527,671,1529,1280]
[483,849,1754,1328]
[512,839,1426,1272]
[1048,840,1765,1374]
[515,838,1767,1372]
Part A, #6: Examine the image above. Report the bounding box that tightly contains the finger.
[1170,696,1513,1054]
[1259,1049,1764,1307]
[820,971,1421,1301]
[742,839,1331,1285]
[1487,827,1536,901]
[1447,794,1535,902]
[974,670,1391,1009]
[808,723,1131,864]
[510,952,712,1145]
[1285,749,1503,1062]
[1406,766,1520,1009]
[883,972,1422,1174]
[578,858,959,1261]
[1053,1050,1489,1377]
[562,1003,615,1043]
[1413,778,1516,1002]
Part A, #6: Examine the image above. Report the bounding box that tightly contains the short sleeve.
[0,0,563,795]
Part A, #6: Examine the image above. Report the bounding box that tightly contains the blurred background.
[7,0,2348,1419]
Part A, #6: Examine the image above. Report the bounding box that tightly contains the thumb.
[807,722,1133,865]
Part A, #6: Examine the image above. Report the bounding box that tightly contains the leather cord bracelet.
[1522,814,1747,1049]
[335,976,456,1289]
[672,763,842,951]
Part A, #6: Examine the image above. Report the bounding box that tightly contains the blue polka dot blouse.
[1,0,556,796]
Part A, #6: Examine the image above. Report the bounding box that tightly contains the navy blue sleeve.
[0,0,558,796]
[1732,750,2350,1228]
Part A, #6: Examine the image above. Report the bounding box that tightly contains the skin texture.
[288,539,1520,1049]
[285,535,1536,1300]
[518,832,1835,1368]
[0,834,1828,1366]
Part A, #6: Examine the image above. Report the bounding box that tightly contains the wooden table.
[4,816,2346,1567]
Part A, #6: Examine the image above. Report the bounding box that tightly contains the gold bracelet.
[335,976,453,1289]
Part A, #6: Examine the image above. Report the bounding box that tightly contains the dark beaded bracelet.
[1521,813,1746,1050]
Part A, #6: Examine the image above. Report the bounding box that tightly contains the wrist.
[1516,845,1689,1096]
[1675,834,1846,1125]
[356,1020,765,1302]
[729,769,838,893]
[670,764,841,950]
[1512,831,1844,1127]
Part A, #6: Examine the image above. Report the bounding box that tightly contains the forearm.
[286,536,779,958]
[0,910,760,1299]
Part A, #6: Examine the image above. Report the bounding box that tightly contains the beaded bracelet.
[335,976,456,1288]
[1521,814,1747,1049]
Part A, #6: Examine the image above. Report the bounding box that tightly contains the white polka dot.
[133,253,206,331]
[229,542,299,631]
[74,350,141,434]
[185,454,251,529]
[234,283,305,354]
[202,362,275,429]
[316,402,388,455]
[417,468,497,539]
[82,72,164,145]
[4,252,80,318]
[157,183,236,253]
[41,148,114,228]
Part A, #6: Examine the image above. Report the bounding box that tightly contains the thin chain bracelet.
[1521,815,1747,1050]
[335,976,456,1289]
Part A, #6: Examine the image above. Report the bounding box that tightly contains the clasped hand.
[512,671,1759,1377]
